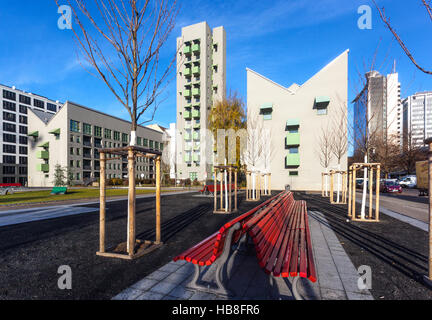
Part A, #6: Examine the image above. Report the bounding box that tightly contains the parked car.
[399,175,417,188]
[380,181,402,193]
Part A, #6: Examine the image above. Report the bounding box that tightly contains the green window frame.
[70,120,80,133]
[160,143,164,151]
[143,138,149,147]
[114,131,120,141]
[94,126,102,137]
[83,123,92,135]
[155,142,160,150]
[137,137,142,146]
[122,133,129,143]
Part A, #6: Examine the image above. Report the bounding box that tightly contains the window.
[19,167,27,175]
[3,144,16,154]
[160,143,164,151]
[190,172,198,181]
[19,105,27,114]
[76,173,81,180]
[76,148,81,156]
[155,142,160,150]
[317,108,328,115]
[76,160,81,168]
[3,112,16,122]
[149,140,154,149]
[70,147,74,155]
[34,99,44,109]
[3,134,16,143]
[19,136,27,145]
[137,137,142,146]
[70,120,80,132]
[94,126,102,137]
[122,133,129,143]
[114,131,120,141]
[19,157,27,165]
[143,138,149,147]
[19,95,31,105]
[47,103,57,112]
[83,123,92,135]
[104,128,112,139]
[3,89,16,101]
[3,177,16,184]
[19,115,27,124]
[19,146,27,155]
[3,166,15,175]
[3,101,16,112]
[3,123,16,133]
[19,126,27,134]
[3,155,16,164]
[289,171,299,176]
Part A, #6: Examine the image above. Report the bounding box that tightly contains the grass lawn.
[0,188,167,206]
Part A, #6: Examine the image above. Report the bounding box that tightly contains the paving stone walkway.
[113,211,374,300]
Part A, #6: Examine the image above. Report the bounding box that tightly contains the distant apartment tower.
[402,91,432,148]
[176,22,226,182]
[0,84,62,185]
[353,70,402,153]
[27,102,163,187]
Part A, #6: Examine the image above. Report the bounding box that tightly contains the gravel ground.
[294,192,432,300]
[0,192,270,300]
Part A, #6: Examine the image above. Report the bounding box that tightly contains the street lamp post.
[423,138,432,286]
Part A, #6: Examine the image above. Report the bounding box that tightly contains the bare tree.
[373,0,432,75]
[331,100,348,201]
[400,129,428,174]
[317,125,333,196]
[56,0,178,143]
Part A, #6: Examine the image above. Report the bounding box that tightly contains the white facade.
[175,22,226,182]
[402,91,432,148]
[0,84,62,185]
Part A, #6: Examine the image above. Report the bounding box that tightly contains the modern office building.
[246,50,349,191]
[0,84,62,185]
[352,70,402,151]
[175,21,226,182]
[27,101,163,187]
[402,91,432,148]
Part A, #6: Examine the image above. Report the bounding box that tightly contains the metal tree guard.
[96,146,163,260]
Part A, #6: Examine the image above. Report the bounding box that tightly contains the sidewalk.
[113,211,373,300]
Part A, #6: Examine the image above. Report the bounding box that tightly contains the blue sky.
[0,0,431,137]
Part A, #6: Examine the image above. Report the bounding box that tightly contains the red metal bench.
[173,191,295,296]
[244,199,317,299]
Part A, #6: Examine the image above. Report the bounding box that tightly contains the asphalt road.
[357,188,429,223]
[0,191,270,300]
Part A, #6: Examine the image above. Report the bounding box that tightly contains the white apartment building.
[0,84,62,185]
[402,91,432,148]
[175,22,226,182]
[27,101,163,187]
[353,70,402,151]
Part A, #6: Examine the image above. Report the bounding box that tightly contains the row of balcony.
[183,110,201,119]
[184,131,200,141]
[184,123,201,129]
[183,43,200,55]
[184,66,200,76]
[184,144,201,151]
[184,153,200,163]
[183,88,201,98]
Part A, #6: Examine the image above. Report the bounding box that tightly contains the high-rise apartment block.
[176,22,226,182]
[0,84,62,185]
[402,91,432,148]
[353,70,402,152]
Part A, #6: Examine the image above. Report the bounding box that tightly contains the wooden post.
[99,152,106,253]
[214,168,217,211]
[348,169,352,217]
[369,167,373,219]
[228,168,232,212]
[330,172,334,203]
[376,165,381,222]
[352,167,357,220]
[155,156,161,244]
[234,169,238,211]
[127,148,136,256]
[322,173,324,197]
[429,142,432,280]
[220,171,223,210]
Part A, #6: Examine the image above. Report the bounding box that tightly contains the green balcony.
[184,122,191,129]
[37,151,49,160]
[185,145,192,151]
[192,110,201,119]
[49,128,61,135]
[193,132,200,141]
[194,123,201,129]
[184,68,191,76]
[184,132,191,141]
[184,45,191,55]
[192,88,200,96]
[286,154,300,167]
[194,144,200,151]
[285,133,300,146]
[184,153,191,163]
[28,131,39,138]
[185,104,192,109]
[315,96,330,108]
[192,44,200,53]
[193,154,200,162]
[192,66,200,75]
[38,142,50,148]
[184,89,191,97]
[37,164,50,173]
[286,119,300,128]
[184,111,192,119]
